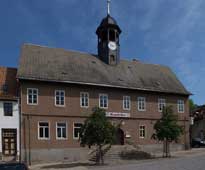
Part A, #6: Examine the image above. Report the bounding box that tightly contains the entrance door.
[115,128,124,145]
[2,129,17,156]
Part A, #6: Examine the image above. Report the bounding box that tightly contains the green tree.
[152,106,183,157]
[79,107,115,165]
[189,99,197,112]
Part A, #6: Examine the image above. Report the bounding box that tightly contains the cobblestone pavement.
[91,149,205,170]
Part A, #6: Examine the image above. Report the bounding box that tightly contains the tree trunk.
[163,140,166,157]
[167,140,171,157]
[96,146,100,165]
[163,139,171,158]
[99,145,104,165]
[165,139,168,157]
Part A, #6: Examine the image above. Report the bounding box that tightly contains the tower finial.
[107,0,111,15]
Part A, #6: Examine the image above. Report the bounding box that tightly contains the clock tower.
[96,0,121,65]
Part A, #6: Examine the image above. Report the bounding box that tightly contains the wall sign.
[106,112,130,118]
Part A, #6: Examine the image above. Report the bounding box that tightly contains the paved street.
[91,150,205,170]
[31,149,205,170]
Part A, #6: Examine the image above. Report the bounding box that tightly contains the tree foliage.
[152,106,183,157]
[189,99,197,112]
[79,107,115,164]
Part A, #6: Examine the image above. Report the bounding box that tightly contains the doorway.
[114,128,124,145]
[2,129,17,156]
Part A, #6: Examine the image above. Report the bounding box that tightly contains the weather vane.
[107,0,111,15]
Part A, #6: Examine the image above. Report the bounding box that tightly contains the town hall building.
[17,1,190,163]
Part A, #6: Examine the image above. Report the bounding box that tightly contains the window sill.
[80,106,89,109]
[38,138,50,140]
[55,105,66,108]
[27,103,38,106]
[56,138,68,140]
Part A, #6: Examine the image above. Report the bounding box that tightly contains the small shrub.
[120,150,152,160]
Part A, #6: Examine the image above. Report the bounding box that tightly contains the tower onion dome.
[96,15,121,35]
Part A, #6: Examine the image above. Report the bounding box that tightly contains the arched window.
[109,30,115,41]
[102,30,108,41]
[110,55,116,64]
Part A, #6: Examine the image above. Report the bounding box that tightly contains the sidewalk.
[171,148,205,157]
[30,148,205,170]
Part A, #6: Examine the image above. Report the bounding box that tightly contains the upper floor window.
[137,97,146,111]
[27,88,38,105]
[80,92,89,108]
[3,102,13,116]
[178,100,185,113]
[123,96,131,110]
[38,122,49,140]
[99,94,108,109]
[139,125,146,138]
[55,90,65,106]
[73,123,83,139]
[158,98,166,112]
[1,84,8,94]
[56,122,67,140]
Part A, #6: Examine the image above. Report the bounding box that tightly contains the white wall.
[0,101,19,155]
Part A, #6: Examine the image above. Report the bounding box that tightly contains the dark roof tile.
[17,44,190,95]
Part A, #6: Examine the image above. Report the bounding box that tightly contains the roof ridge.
[23,43,169,68]
[23,43,96,57]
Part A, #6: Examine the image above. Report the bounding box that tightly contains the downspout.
[18,81,22,162]
[18,97,21,162]
[27,114,31,166]
[184,116,187,150]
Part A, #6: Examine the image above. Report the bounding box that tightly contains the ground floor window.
[73,123,83,139]
[38,122,49,140]
[139,125,146,138]
[56,122,67,139]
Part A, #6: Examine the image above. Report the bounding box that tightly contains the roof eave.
[17,76,191,96]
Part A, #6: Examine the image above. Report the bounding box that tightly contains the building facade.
[0,67,19,161]
[17,11,190,163]
[191,105,205,141]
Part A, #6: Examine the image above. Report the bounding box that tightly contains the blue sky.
[0,0,204,105]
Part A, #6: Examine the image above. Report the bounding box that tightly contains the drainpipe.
[18,97,21,162]
[184,116,188,150]
[18,82,22,162]
[27,114,31,166]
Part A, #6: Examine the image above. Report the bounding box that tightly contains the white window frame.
[137,97,146,111]
[123,96,131,110]
[158,98,166,112]
[73,122,83,140]
[99,94,108,109]
[55,90,65,107]
[27,88,38,105]
[38,121,50,140]
[80,92,89,108]
[56,122,67,140]
[139,125,146,139]
[178,100,185,113]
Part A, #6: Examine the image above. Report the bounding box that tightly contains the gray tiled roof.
[17,44,190,95]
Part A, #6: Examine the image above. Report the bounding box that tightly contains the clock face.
[108,41,117,51]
